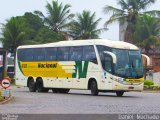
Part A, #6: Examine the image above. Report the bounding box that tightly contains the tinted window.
[83,46,97,63]
[33,48,45,61]
[103,54,113,73]
[17,48,34,61]
[17,49,23,61]
[97,45,111,61]
[57,47,70,61]
[69,47,83,61]
[45,47,57,61]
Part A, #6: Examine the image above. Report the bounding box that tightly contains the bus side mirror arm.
[141,54,150,66]
[103,51,117,64]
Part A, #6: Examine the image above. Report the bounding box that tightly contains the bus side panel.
[15,60,28,86]
[71,61,88,89]
[85,62,101,89]
[99,72,113,90]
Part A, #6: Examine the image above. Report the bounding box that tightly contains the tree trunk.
[124,24,134,44]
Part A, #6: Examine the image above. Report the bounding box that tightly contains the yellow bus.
[15,39,150,96]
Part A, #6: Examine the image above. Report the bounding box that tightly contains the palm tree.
[69,10,107,40]
[134,14,160,54]
[34,0,74,33]
[103,0,160,43]
[0,17,26,54]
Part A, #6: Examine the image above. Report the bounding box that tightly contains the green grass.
[0,96,4,102]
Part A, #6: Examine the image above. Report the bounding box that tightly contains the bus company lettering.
[38,63,57,68]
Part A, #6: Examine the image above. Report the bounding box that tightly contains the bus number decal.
[22,64,27,68]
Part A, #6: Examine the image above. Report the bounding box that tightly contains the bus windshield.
[112,49,144,78]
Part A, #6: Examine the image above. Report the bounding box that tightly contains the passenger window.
[33,48,45,61]
[45,48,57,61]
[83,46,97,63]
[17,49,23,61]
[57,47,70,61]
[19,48,34,61]
[69,47,82,61]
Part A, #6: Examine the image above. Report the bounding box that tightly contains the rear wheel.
[52,89,58,93]
[116,91,124,97]
[90,80,99,96]
[28,78,36,92]
[36,78,49,92]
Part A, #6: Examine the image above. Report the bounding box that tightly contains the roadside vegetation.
[0,96,4,102]
[0,90,5,102]
[144,80,160,90]
[103,0,160,51]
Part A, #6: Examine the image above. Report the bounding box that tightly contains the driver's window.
[103,55,113,73]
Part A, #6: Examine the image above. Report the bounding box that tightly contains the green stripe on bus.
[18,61,24,75]
[72,61,89,79]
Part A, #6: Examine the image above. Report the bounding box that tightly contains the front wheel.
[61,89,70,93]
[116,91,124,97]
[90,81,99,96]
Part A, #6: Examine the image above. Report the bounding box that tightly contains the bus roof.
[17,39,139,50]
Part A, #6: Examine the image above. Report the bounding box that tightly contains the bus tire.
[90,80,99,96]
[62,89,70,93]
[116,91,124,97]
[36,78,49,92]
[52,89,58,93]
[28,78,36,92]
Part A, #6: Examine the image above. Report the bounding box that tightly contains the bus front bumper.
[112,82,144,91]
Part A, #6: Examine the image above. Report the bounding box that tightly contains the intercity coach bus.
[15,39,150,96]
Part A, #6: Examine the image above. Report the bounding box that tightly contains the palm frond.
[104,14,127,27]
[69,10,104,39]
[143,10,160,17]
[139,0,156,10]
[34,10,45,18]
[117,0,129,10]
[103,5,125,15]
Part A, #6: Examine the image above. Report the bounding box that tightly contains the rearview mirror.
[104,51,117,64]
[141,54,150,66]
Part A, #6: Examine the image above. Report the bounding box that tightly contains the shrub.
[153,86,159,90]
[0,96,4,101]
[150,85,154,89]
[143,85,148,89]
[144,80,154,87]
[0,90,4,102]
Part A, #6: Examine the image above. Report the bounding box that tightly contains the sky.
[0,0,160,41]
